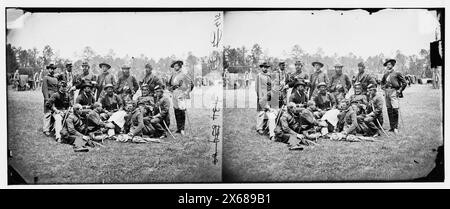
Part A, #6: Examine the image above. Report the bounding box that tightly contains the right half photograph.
[222,9,444,182]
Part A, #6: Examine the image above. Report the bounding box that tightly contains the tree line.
[223,43,432,78]
[6,44,222,81]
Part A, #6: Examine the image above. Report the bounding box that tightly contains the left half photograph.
[6,9,223,184]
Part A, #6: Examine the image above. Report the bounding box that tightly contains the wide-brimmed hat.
[312,61,324,68]
[46,63,56,69]
[80,80,93,89]
[99,63,111,69]
[334,63,344,68]
[367,83,377,90]
[103,83,114,90]
[144,63,153,69]
[121,65,131,69]
[259,62,270,68]
[317,82,327,88]
[383,59,396,67]
[170,60,183,68]
[293,80,306,88]
[65,62,72,67]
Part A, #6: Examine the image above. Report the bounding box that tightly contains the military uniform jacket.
[350,94,368,105]
[76,91,96,107]
[42,74,59,100]
[98,93,123,112]
[367,93,383,117]
[115,75,139,95]
[286,71,309,88]
[167,71,194,109]
[289,89,308,105]
[255,72,271,99]
[46,91,71,110]
[271,69,287,91]
[153,95,171,123]
[313,92,336,110]
[381,70,407,91]
[86,109,106,131]
[141,73,163,94]
[129,109,145,136]
[64,113,86,137]
[329,74,352,92]
[58,71,75,89]
[310,70,329,91]
[278,111,301,135]
[342,107,359,134]
[96,72,116,92]
[74,73,97,89]
[352,71,376,93]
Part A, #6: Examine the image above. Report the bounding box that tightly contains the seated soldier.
[86,102,116,138]
[364,84,384,136]
[333,84,346,104]
[60,104,95,152]
[349,82,368,106]
[256,90,279,141]
[274,102,313,150]
[289,80,308,106]
[313,82,336,111]
[127,100,154,139]
[76,80,96,109]
[337,99,367,136]
[136,84,155,117]
[147,85,170,138]
[45,80,71,142]
[98,83,124,113]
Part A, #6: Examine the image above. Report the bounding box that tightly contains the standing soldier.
[74,62,97,99]
[352,62,376,96]
[96,62,116,101]
[45,81,71,142]
[140,63,163,97]
[58,62,75,104]
[13,69,20,90]
[42,63,59,136]
[167,60,194,136]
[309,61,329,99]
[381,59,407,134]
[255,62,276,137]
[115,64,139,103]
[328,63,352,97]
[272,61,288,108]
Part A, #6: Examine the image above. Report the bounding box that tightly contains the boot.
[392,108,399,133]
[387,108,394,131]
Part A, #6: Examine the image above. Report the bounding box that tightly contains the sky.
[224,9,440,59]
[7,10,221,61]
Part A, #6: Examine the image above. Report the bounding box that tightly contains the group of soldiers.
[41,60,193,152]
[255,59,407,150]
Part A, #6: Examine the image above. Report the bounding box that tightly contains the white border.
[1,0,448,189]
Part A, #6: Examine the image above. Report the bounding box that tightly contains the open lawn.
[223,84,443,182]
[7,87,221,184]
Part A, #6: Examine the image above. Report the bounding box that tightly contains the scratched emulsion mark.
[211,13,222,48]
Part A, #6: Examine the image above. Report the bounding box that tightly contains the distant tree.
[81,46,96,62]
[250,44,263,67]
[42,45,54,66]
[290,44,304,61]
[6,44,19,73]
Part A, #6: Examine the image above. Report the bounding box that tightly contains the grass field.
[223,84,443,182]
[7,86,221,184]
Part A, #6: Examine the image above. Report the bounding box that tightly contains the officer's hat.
[103,83,114,90]
[46,63,57,69]
[334,63,344,68]
[354,82,362,88]
[293,80,306,88]
[80,80,93,89]
[383,59,396,67]
[121,64,131,69]
[295,60,304,66]
[259,62,270,68]
[317,82,327,88]
[312,61,324,68]
[99,62,111,69]
[367,84,377,90]
[81,62,90,67]
[170,60,183,68]
[65,62,72,67]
